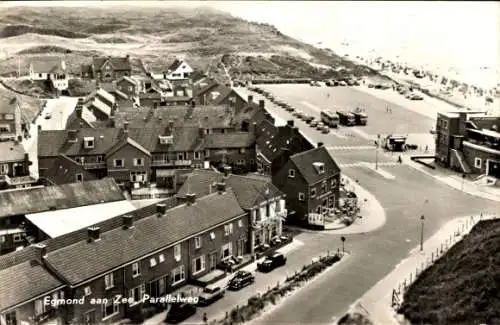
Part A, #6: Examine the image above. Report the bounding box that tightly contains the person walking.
[203,312,208,324]
[398,155,402,164]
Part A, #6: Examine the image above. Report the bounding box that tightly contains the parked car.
[410,94,424,100]
[286,106,295,112]
[303,114,313,123]
[165,303,196,324]
[321,125,330,133]
[339,81,347,86]
[44,112,52,119]
[198,285,225,306]
[368,83,375,88]
[227,270,255,290]
[316,122,325,130]
[293,110,304,118]
[257,253,287,273]
[309,119,319,127]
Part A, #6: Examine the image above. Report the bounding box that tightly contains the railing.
[83,162,106,169]
[151,160,192,167]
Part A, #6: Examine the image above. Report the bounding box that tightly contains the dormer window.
[313,162,325,174]
[83,137,95,149]
[159,135,173,145]
[288,169,295,178]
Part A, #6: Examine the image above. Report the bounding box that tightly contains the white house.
[29,58,68,90]
[158,59,193,80]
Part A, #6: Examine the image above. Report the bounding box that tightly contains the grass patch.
[398,219,500,325]
[18,45,73,54]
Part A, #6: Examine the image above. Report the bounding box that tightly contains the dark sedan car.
[227,270,255,290]
[257,253,287,273]
[165,303,196,324]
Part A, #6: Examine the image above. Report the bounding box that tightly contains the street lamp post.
[420,215,425,251]
[341,236,346,254]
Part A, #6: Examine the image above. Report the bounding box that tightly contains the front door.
[237,239,244,257]
[210,252,217,271]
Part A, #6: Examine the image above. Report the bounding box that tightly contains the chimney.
[68,130,77,142]
[76,104,83,118]
[87,226,101,242]
[185,193,196,205]
[156,203,167,216]
[317,142,324,147]
[216,182,226,193]
[259,100,265,109]
[123,121,129,133]
[122,215,134,229]
[33,243,47,260]
[287,120,294,127]
[223,166,232,178]
[292,127,299,134]
[248,95,253,104]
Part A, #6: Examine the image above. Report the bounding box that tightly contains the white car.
[44,112,52,119]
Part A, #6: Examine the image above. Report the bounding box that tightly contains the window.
[174,244,181,261]
[298,192,305,201]
[210,232,215,240]
[194,151,201,160]
[192,255,206,274]
[84,286,92,296]
[171,265,185,285]
[128,86,132,91]
[238,219,243,228]
[13,234,23,243]
[194,236,202,249]
[288,169,295,178]
[129,284,145,305]
[239,148,246,154]
[104,273,114,289]
[76,173,83,182]
[4,114,14,120]
[0,164,8,175]
[474,157,482,168]
[132,262,140,277]
[35,298,45,316]
[114,159,124,168]
[224,223,233,236]
[118,85,122,90]
[321,181,326,193]
[0,236,4,243]
[204,149,210,157]
[177,153,183,160]
[150,257,157,267]
[221,242,232,258]
[5,311,17,325]
[328,195,335,208]
[331,178,337,188]
[101,299,119,320]
[310,188,317,198]
[97,155,104,162]
[159,254,165,263]
[316,206,321,214]
[133,158,144,166]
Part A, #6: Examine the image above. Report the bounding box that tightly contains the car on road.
[303,114,313,123]
[410,94,424,100]
[293,110,304,118]
[339,81,347,86]
[316,122,325,130]
[257,253,287,273]
[165,303,196,324]
[227,270,255,290]
[197,285,225,306]
[44,112,52,119]
[309,119,319,127]
[285,106,295,112]
[321,125,330,133]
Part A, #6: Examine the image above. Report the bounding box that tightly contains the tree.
[341,236,346,254]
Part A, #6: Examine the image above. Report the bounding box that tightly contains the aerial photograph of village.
[0,1,499,325]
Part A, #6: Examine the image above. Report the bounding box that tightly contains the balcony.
[151,159,192,167]
[252,210,287,228]
[83,162,106,169]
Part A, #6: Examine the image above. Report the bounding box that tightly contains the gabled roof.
[177,170,282,209]
[42,154,96,185]
[106,137,151,157]
[0,141,26,162]
[87,98,111,116]
[128,126,203,153]
[258,123,309,162]
[203,132,255,149]
[167,59,184,72]
[65,106,96,129]
[193,78,219,97]
[96,88,116,105]
[210,85,234,105]
[290,146,341,184]
[38,128,123,157]
[44,189,245,285]
[30,57,65,74]
[0,178,125,219]
[0,260,65,312]
[117,76,137,87]
[93,57,131,71]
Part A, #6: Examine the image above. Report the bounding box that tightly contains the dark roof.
[258,123,307,162]
[106,137,151,157]
[128,126,203,153]
[65,107,96,130]
[42,154,98,185]
[0,260,65,312]
[45,189,245,285]
[203,132,255,149]
[0,141,26,162]
[193,78,219,97]
[38,128,123,157]
[81,64,92,75]
[93,57,131,71]
[30,57,65,74]
[290,146,341,184]
[177,170,282,209]
[167,59,184,72]
[209,85,234,105]
[0,178,125,219]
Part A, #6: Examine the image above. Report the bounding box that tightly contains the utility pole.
[420,215,425,251]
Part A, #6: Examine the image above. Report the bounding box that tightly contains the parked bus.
[320,110,339,128]
[351,111,368,125]
[336,110,356,126]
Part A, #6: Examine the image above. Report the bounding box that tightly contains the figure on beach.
[398,155,402,163]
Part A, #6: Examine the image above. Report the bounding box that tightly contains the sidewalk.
[344,213,499,325]
[406,158,500,202]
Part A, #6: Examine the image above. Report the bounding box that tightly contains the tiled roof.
[65,106,97,129]
[38,128,123,157]
[203,132,255,149]
[0,260,65,312]
[0,141,26,162]
[258,123,304,162]
[30,57,65,74]
[93,57,131,71]
[96,88,116,104]
[193,78,219,97]
[290,146,341,184]
[87,98,111,116]
[167,59,184,72]
[118,76,137,86]
[0,178,125,219]
[42,154,96,185]
[178,170,282,209]
[106,137,151,157]
[129,126,202,153]
[44,189,245,285]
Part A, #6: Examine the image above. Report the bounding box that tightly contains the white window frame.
[239,148,246,154]
[238,219,243,228]
[171,265,185,285]
[150,257,157,267]
[34,298,44,316]
[210,232,215,240]
[221,242,232,259]
[224,224,233,236]
[194,236,202,249]
[0,164,9,175]
[159,254,165,263]
[194,151,200,160]
[132,262,140,278]
[104,272,114,290]
[76,173,83,182]
[113,159,124,168]
[288,169,295,178]
[298,192,305,201]
[310,188,316,198]
[101,299,119,320]
[174,244,181,261]
[192,255,206,275]
[133,158,144,166]
[13,234,23,243]
[84,286,92,296]
[474,157,482,168]
[331,178,337,188]
[129,284,145,306]
[0,235,5,243]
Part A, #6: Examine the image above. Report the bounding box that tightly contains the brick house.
[116,76,139,98]
[194,83,246,111]
[41,154,98,185]
[177,168,286,254]
[256,119,314,175]
[40,189,246,325]
[435,111,500,177]
[106,135,152,185]
[0,141,32,189]
[272,144,341,229]
[82,56,132,82]
[0,95,30,142]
